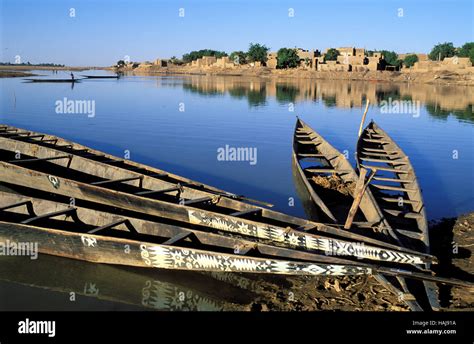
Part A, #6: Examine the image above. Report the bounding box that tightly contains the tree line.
[118,41,474,69]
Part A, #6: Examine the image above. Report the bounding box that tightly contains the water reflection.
[172,76,474,121]
[0,255,258,311]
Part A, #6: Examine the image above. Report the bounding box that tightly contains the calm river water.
[0,70,473,310]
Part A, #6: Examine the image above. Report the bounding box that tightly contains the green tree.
[380,50,402,67]
[428,42,456,61]
[403,54,419,68]
[324,48,339,61]
[458,42,474,64]
[182,49,227,63]
[116,60,125,67]
[276,48,300,68]
[169,56,184,65]
[229,51,247,65]
[247,43,269,64]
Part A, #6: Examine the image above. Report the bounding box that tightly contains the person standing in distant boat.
[70,72,75,81]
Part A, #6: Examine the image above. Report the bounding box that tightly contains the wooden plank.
[21,207,77,224]
[88,219,130,234]
[0,200,31,211]
[91,176,143,187]
[135,186,181,196]
[382,209,424,219]
[372,184,416,192]
[162,232,194,245]
[362,148,399,154]
[230,208,262,217]
[360,157,408,165]
[362,139,390,144]
[380,197,419,205]
[361,164,409,173]
[361,151,398,158]
[373,176,413,183]
[9,155,71,164]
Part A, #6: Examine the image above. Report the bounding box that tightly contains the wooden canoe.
[0,219,376,277]
[356,120,439,310]
[24,79,81,83]
[0,188,362,266]
[293,118,393,236]
[81,75,120,79]
[0,187,466,288]
[0,124,436,260]
[293,118,430,311]
[0,162,433,266]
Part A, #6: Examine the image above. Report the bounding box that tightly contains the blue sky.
[1,0,472,66]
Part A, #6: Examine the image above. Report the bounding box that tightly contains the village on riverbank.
[114,42,474,86]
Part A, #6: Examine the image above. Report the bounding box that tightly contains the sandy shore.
[119,65,474,87]
[230,211,474,311]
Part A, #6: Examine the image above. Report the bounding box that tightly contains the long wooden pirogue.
[0,189,469,287]
[293,118,393,235]
[356,121,439,310]
[0,124,434,266]
[292,118,438,311]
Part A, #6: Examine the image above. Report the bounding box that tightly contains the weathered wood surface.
[0,190,361,266]
[0,127,436,257]
[0,161,435,265]
[293,119,395,237]
[0,221,373,276]
[0,125,271,207]
[293,118,425,310]
[356,121,439,310]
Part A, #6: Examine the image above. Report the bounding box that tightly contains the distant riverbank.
[2,64,472,86]
[0,65,108,78]
[0,65,105,72]
[117,65,474,87]
[0,70,37,78]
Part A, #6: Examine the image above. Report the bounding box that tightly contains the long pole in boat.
[344,167,376,229]
[358,99,370,138]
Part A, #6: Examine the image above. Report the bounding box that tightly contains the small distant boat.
[81,75,120,79]
[25,78,81,83]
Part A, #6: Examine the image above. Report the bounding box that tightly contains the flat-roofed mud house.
[154,59,168,67]
[411,56,473,72]
[191,56,217,67]
[266,49,320,69]
[318,47,385,72]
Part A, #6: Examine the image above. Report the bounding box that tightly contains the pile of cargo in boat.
[0,123,471,312]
